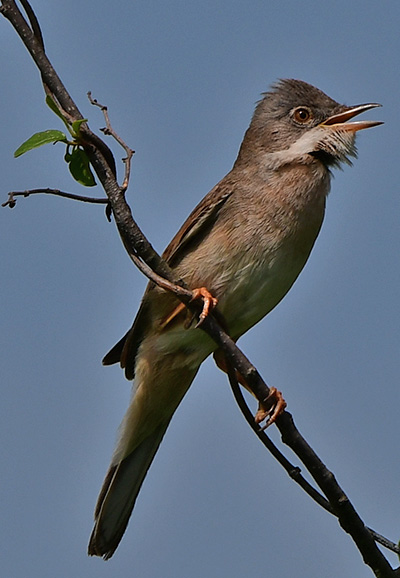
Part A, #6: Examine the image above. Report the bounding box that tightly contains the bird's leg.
[192,287,218,326]
[160,286,218,329]
[255,387,287,428]
[214,350,286,427]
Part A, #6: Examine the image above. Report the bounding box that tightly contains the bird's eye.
[292,107,313,124]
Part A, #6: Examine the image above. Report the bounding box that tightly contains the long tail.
[89,322,214,558]
[88,422,168,559]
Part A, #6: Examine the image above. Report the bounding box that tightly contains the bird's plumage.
[88,79,381,558]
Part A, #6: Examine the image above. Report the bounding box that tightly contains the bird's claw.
[160,286,217,330]
[192,287,218,327]
[255,387,287,429]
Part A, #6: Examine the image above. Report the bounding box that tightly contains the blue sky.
[1,1,399,577]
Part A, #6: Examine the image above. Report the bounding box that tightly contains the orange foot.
[192,286,218,326]
[160,286,217,329]
[255,387,287,429]
[213,351,286,428]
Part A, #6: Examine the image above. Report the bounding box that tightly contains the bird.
[88,79,382,558]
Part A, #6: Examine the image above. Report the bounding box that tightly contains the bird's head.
[237,79,382,169]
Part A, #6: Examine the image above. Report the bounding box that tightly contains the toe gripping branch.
[160,286,218,330]
[256,387,287,429]
[191,286,218,327]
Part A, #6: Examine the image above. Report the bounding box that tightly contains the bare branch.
[229,373,400,557]
[88,92,134,192]
[2,188,109,208]
[276,412,396,576]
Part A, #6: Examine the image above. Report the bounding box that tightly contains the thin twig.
[19,0,43,47]
[229,370,400,556]
[88,92,134,191]
[126,248,197,303]
[228,367,336,512]
[2,188,110,208]
[276,412,396,576]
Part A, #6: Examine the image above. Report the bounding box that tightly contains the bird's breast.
[214,177,328,336]
[175,164,329,339]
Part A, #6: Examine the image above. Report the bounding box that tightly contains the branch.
[2,188,109,207]
[229,370,400,557]
[2,2,398,576]
[276,412,397,576]
[87,92,134,192]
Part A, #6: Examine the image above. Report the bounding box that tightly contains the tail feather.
[88,423,167,559]
[90,326,211,558]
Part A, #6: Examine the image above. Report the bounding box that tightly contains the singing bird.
[88,79,381,558]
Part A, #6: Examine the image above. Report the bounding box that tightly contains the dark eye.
[293,107,313,124]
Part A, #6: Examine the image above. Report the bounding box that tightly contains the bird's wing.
[102,300,151,380]
[162,184,233,266]
[102,182,234,378]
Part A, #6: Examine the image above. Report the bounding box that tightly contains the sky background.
[1,2,399,577]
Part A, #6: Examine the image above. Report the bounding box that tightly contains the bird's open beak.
[322,103,383,133]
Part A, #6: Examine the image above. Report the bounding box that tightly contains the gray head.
[236,79,382,169]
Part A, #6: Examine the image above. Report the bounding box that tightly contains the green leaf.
[14,130,68,157]
[67,147,96,187]
[71,119,88,136]
[45,95,70,128]
[46,96,87,138]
